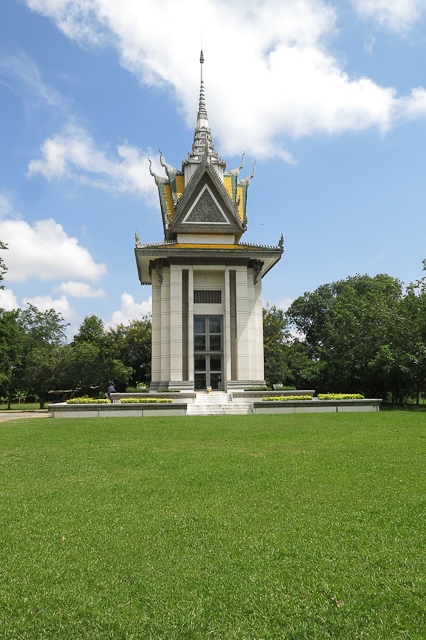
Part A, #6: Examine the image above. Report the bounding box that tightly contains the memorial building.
[135,52,283,392]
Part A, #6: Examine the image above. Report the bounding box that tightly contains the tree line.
[2,241,426,405]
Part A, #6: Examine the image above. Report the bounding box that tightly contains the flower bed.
[262,395,313,402]
[121,398,173,404]
[317,393,364,400]
[66,398,110,404]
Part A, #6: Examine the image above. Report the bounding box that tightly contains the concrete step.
[187,403,252,416]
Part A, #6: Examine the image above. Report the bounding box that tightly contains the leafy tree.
[0,240,7,288]
[24,346,66,409]
[0,309,25,409]
[72,315,105,348]
[286,274,404,397]
[263,305,291,387]
[105,317,152,386]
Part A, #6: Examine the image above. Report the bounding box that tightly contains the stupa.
[135,52,283,391]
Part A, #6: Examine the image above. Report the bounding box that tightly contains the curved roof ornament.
[158,148,178,180]
[228,152,245,177]
[238,160,256,186]
[148,157,167,185]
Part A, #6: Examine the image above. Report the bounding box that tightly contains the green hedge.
[318,393,365,400]
[157,389,180,393]
[244,386,271,391]
[262,395,313,402]
[66,398,111,405]
[120,398,173,404]
[125,387,149,393]
[273,385,297,391]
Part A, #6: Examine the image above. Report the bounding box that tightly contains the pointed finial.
[197,50,208,122]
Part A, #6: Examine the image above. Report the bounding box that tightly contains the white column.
[169,264,183,382]
[254,279,264,380]
[188,267,194,382]
[160,266,170,383]
[224,267,232,384]
[236,266,249,380]
[151,277,161,382]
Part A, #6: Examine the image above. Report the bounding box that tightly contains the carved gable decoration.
[168,168,243,236]
[183,185,229,225]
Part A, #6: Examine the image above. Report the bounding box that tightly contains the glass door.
[194,316,223,390]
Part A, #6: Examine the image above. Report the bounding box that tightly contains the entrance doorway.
[194,316,223,390]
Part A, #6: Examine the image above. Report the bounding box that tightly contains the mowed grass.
[1,413,425,639]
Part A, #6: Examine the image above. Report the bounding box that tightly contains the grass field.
[1,412,425,639]
[0,403,42,412]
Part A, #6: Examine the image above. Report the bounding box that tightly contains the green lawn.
[0,403,42,412]
[1,413,425,639]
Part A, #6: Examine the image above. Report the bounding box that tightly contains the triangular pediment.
[168,164,244,236]
[183,185,230,224]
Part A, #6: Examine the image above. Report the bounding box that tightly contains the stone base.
[226,380,266,391]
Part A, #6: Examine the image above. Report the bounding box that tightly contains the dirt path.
[0,410,51,423]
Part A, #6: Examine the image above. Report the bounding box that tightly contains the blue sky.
[1,0,426,338]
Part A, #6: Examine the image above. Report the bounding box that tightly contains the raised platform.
[49,394,382,418]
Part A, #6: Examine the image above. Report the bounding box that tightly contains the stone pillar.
[169,264,183,382]
[224,267,232,385]
[151,276,161,383]
[160,266,170,384]
[254,278,264,380]
[235,266,249,380]
[188,266,194,383]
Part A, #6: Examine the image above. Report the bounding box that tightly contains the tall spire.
[183,51,226,179]
[197,50,208,123]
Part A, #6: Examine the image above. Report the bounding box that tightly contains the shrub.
[273,385,297,391]
[318,393,365,400]
[244,386,271,391]
[66,397,111,404]
[121,398,172,404]
[125,386,149,393]
[157,389,180,393]
[262,395,313,402]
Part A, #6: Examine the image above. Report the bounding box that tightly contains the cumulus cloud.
[0,288,19,311]
[25,0,426,159]
[0,193,14,218]
[28,125,161,198]
[0,215,107,283]
[353,0,426,31]
[55,280,105,298]
[22,294,75,319]
[106,292,152,328]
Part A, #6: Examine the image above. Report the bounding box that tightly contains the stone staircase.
[186,392,253,416]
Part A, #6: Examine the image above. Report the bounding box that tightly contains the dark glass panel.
[210,357,222,371]
[210,373,222,390]
[209,316,221,334]
[209,335,221,351]
[194,357,206,372]
[194,317,206,334]
[194,374,206,390]
[194,336,206,351]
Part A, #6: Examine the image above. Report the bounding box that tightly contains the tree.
[0,309,25,409]
[286,274,404,396]
[72,315,105,348]
[105,317,152,386]
[263,305,291,387]
[0,240,7,289]
[24,346,66,409]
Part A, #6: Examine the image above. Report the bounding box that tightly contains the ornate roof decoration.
[147,52,258,239]
[227,152,245,177]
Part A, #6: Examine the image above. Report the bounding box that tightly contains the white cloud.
[0,193,14,218]
[0,288,19,311]
[364,35,376,54]
[353,0,426,31]
[25,0,426,159]
[106,292,152,328]
[0,216,107,283]
[0,51,66,110]
[55,280,105,298]
[28,125,160,198]
[22,294,75,319]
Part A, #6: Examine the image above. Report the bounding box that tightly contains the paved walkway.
[0,410,51,423]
